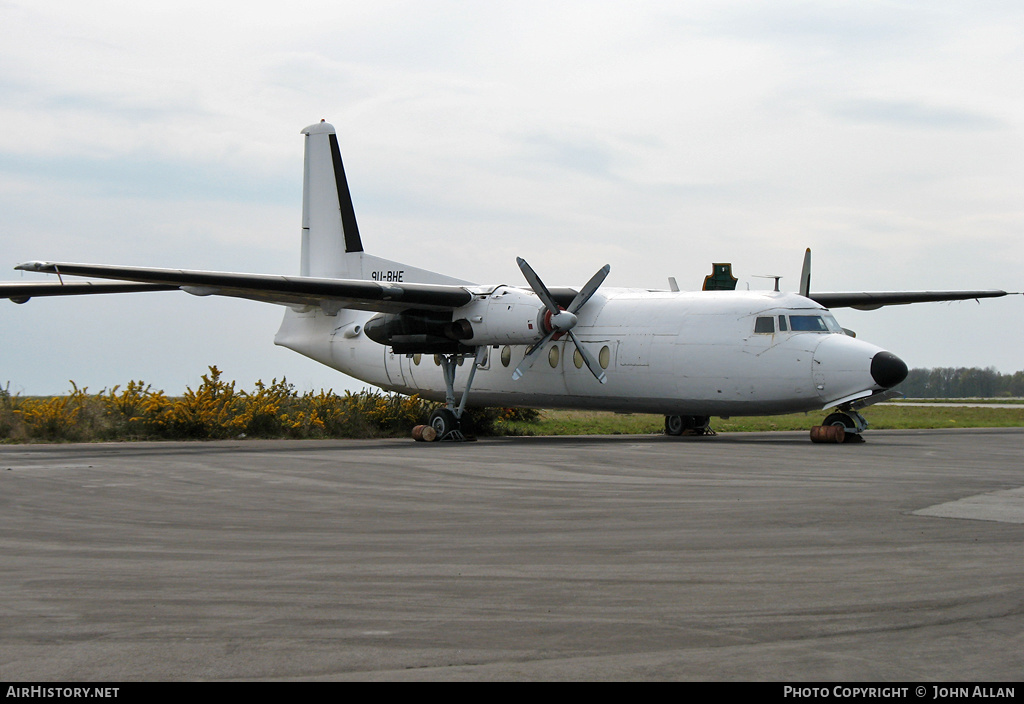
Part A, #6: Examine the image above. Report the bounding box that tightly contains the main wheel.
[457,412,476,438]
[429,408,458,439]
[665,415,685,436]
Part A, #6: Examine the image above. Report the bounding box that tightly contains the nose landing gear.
[811,408,867,443]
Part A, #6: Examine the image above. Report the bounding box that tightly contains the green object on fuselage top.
[703,263,738,291]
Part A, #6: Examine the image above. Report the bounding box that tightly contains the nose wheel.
[811,408,867,443]
[823,411,861,432]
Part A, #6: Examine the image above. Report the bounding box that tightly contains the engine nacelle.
[364,288,554,353]
[445,287,563,346]
[364,310,470,354]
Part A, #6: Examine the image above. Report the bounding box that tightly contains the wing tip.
[14,261,50,272]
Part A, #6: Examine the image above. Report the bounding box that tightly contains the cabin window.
[501,345,512,367]
[599,346,610,369]
[573,348,584,369]
[778,316,788,332]
[413,353,421,365]
[754,316,775,333]
[548,345,559,368]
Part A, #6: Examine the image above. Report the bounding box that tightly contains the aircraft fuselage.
[275,288,897,417]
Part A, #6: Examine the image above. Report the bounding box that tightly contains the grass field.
[494,404,1024,436]
[889,398,1024,405]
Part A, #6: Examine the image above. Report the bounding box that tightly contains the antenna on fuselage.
[754,275,783,292]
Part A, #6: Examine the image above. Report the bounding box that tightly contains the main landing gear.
[664,415,715,437]
[412,351,481,442]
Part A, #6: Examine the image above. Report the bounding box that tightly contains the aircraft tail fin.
[300,121,362,278]
[299,121,470,285]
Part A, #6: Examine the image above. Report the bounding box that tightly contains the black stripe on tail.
[328,133,363,253]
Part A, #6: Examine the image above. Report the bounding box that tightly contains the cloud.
[0,1,1021,393]
[0,150,295,203]
[518,132,623,178]
[829,99,1006,131]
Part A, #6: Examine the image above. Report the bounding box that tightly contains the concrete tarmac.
[1,429,1022,681]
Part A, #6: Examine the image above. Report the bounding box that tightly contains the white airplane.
[1,121,1013,442]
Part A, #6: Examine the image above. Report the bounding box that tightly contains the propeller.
[512,257,610,384]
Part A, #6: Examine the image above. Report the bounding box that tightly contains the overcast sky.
[1,1,1021,396]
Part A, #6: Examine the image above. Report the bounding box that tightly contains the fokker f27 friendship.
[1,121,1014,442]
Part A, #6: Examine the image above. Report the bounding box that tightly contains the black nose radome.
[871,351,908,388]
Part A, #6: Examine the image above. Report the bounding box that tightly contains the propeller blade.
[567,264,611,314]
[568,330,607,384]
[513,258,612,384]
[516,257,560,314]
[512,330,556,380]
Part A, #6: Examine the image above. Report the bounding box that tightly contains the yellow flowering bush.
[0,367,539,443]
[13,381,92,441]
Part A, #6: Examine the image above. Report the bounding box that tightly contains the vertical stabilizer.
[297,121,469,286]
[300,121,363,278]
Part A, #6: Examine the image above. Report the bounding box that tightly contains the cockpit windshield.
[789,315,829,331]
[755,313,845,335]
[789,314,844,333]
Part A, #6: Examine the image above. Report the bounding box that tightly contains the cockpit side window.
[754,316,775,333]
[822,314,845,333]
[778,315,788,332]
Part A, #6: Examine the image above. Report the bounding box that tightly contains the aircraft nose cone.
[871,351,908,389]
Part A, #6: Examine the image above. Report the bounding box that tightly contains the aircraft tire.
[429,408,459,439]
[665,415,685,436]
[458,412,476,438]
[823,412,856,431]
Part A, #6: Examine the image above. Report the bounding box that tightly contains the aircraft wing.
[809,290,1010,310]
[797,249,1012,310]
[6,261,474,313]
[0,281,177,303]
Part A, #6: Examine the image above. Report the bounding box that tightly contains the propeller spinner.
[512,257,610,384]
